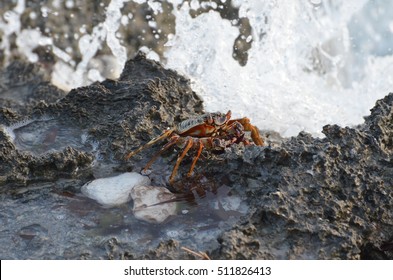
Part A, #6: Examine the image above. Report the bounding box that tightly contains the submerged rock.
[81,172,150,207]
[131,185,178,224]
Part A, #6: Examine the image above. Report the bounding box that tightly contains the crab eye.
[213,112,229,125]
[206,114,213,124]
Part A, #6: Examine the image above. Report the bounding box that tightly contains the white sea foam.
[56,0,128,90]
[164,0,393,137]
[0,0,25,63]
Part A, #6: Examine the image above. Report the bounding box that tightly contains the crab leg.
[125,128,175,160]
[169,137,194,184]
[187,139,204,177]
[142,135,180,172]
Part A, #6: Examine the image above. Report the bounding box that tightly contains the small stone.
[18,224,48,240]
[131,185,177,224]
[81,172,150,207]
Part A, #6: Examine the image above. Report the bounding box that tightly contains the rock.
[208,95,393,260]
[81,172,150,207]
[1,54,392,260]
[131,185,177,223]
[0,52,203,185]
[18,224,48,241]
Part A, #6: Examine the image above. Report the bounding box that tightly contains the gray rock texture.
[0,53,392,259]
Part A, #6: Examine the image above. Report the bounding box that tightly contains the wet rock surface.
[0,53,392,259]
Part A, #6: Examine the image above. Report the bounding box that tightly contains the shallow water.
[8,119,90,156]
[0,178,247,259]
[1,115,249,258]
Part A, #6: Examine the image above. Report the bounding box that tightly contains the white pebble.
[81,172,150,207]
[131,185,177,224]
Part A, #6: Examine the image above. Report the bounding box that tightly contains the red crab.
[125,111,264,184]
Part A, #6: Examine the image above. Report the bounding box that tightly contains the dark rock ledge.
[0,53,392,259]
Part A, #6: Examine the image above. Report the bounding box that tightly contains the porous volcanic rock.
[206,95,393,260]
[0,53,392,259]
[0,52,203,186]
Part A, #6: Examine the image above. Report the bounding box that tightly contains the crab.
[125,110,264,184]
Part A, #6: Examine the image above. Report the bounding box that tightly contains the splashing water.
[2,0,393,137]
[52,0,128,90]
[164,0,393,136]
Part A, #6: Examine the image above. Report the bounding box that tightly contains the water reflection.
[9,118,91,155]
[0,176,248,259]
